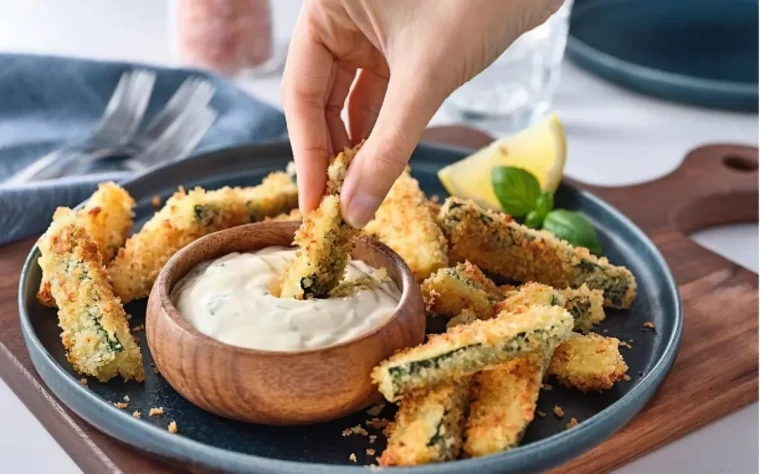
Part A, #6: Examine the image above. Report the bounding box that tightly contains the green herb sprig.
[491,166,602,254]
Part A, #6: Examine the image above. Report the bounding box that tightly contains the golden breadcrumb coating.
[264,208,302,222]
[548,332,628,391]
[37,208,143,382]
[108,172,297,302]
[380,379,472,466]
[38,182,135,307]
[364,171,448,281]
[372,305,573,402]
[437,198,637,309]
[496,282,606,333]
[463,354,545,457]
[280,144,361,299]
[421,261,504,319]
[379,295,476,467]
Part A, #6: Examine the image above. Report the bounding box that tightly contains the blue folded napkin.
[0,54,287,246]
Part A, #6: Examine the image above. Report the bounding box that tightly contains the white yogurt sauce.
[171,247,401,351]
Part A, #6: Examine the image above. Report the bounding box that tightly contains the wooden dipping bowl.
[145,221,426,425]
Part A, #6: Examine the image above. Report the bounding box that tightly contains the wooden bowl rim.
[150,220,421,358]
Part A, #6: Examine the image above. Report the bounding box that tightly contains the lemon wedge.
[438,113,566,210]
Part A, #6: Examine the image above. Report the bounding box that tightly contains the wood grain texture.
[0,126,756,473]
[147,221,426,425]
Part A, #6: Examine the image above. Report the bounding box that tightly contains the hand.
[282,0,564,227]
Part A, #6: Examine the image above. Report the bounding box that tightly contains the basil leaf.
[543,209,603,254]
[491,166,541,217]
[535,192,554,217]
[524,210,544,229]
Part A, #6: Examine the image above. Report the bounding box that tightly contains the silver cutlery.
[62,78,216,177]
[5,72,216,183]
[5,70,156,184]
[124,106,218,172]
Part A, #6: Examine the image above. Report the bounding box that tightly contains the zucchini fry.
[280,144,360,299]
[109,172,297,302]
[496,282,606,333]
[437,198,637,308]
[364,171,448,281]
[421,261,504,319]
[548,332,628,391]
[463,354,546,457]
[38,182,134,307]
[264,208,302,222]
[372,305,573,402]
[37,208,143,382]
[380,379,472,466]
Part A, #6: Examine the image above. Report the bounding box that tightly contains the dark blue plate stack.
[568,0,759,110]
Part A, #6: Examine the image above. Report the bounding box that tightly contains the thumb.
[341,73,446,228]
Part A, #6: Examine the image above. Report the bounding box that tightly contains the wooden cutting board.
[1,126,757,474]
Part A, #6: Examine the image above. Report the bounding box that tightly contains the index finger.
[281,15,336,213]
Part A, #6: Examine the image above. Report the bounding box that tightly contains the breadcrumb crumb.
[553,406,565,418]
[113,402,128,409]
[623,374,632,381]
[366,418,390,431]
[132,410,141,419]
[366,448,376,456]
[369,435,377,444]
[566,418,579,429]
[541,383,553,391]
[349,453,357,463]
[149,407,164,417]
[537,410,546,418]
[168,421,178,434]
[343,425,369,437]
[80,378,88,386]
[151,195,161,208]
[643,321,656,330]
[366,402,386,417]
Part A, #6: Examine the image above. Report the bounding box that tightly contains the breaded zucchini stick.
[37,208,143,382]
[423,265,605,332]
[364,171,448,281]
[109,172,297,302]
[380,379,472,466]
[437,198,637,309]
[548,332,628,391]
[421,261,504,319]
[264,208,302,222]
[38,182,135,307]
[280,144,360,299]
[372,305,573,402]
[463,353,545,457]
[496,282,606,333]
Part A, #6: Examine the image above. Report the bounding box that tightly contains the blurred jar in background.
[445,0,574,133]
[170,0,282,76]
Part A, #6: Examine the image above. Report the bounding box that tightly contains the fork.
[62,78,216,177]
[5,70,156,184]
[123,105,218,172]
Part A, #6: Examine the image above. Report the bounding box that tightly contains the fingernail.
[346,191,380,228]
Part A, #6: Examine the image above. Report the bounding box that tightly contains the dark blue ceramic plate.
[19,142,682,473]
[568,0,759,110]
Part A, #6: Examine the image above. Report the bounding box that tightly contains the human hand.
[282,0,564,227]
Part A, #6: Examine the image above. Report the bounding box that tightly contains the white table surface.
[0,1,757,473]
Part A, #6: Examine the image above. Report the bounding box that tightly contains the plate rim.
[18,141,683,473]
[568,0,758,106]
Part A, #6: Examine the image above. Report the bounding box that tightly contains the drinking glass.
[445,0,574,132]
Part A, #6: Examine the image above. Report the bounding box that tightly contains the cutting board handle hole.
[723,155,758,172]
